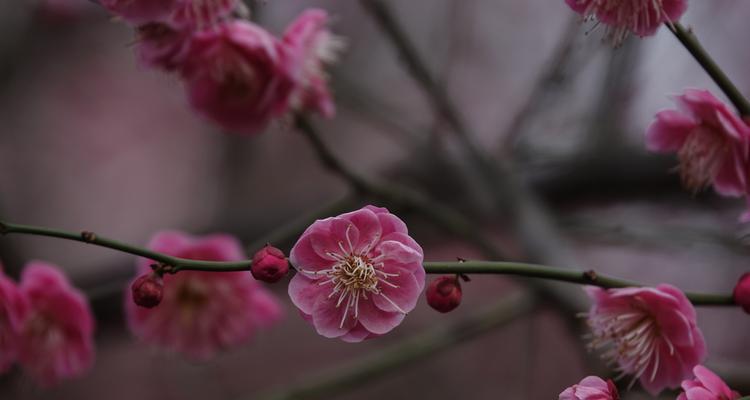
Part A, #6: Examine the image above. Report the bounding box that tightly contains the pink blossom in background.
[646,89,750,218]
[677,365,741,400]
[125,231,283,360]
[565,0,687,43]
[179,21,296,135]
[585,284,706,395]
[283,9,346,118]
[100,0,182,25]
[135,22,192,71]
[289,205,425,342]
[0,267,24,374]
[559,376,620,400]
[15,262,95,387]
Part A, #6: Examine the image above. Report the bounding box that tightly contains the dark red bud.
[251,245,289,283]
[131,273,164,308]
[426,275,462,313]
[733,272,750,314]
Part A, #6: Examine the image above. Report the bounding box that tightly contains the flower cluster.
[125,231,283,359]
[0,262,95,387]
[100,1,344,134]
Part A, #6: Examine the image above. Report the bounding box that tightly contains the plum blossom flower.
[180,21,296,135]
[565,0,687,44]
[585,284,706,395]
[289,205,425,342]
[125,231,283,360]
[646,89,750,217]
[559,376,620,400]
[677,365,741,400]
[0,266,24,374]
[15,261,95,387]
[282,9,346,118]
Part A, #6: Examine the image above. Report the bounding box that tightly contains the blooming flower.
[179,21,296,135]
[559,376,620,400]
[0,267,24,374]
[125,231,283,360]
[15,261,95,387]
[289,205,425,342]
[646,89,750,213]
[282,9,346,118]
[677,365,741,400]
[585,284,706,395]
[565,0,687,44]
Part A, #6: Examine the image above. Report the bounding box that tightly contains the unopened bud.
[131,273,164,308]
[251,245,289,283]
[426,275,462,313]
[733,272,750,314]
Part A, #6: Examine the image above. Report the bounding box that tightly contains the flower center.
[576,0,668,44]
[587,309,671,387]
[677,127,728,193]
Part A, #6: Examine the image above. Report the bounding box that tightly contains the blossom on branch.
[125,231,283,359]
[289,205,425,342]
[677,365,741,400]
[559,376,619,400]
[565,0,687,44]
[585,284,706,395]
[15,262,95,387]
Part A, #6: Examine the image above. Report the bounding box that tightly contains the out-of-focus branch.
[668,22,750,116]
[255,291,536,400]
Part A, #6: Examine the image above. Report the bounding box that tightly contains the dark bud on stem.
[733,272,750,314]
[131,273,164,308]
[426,275,462,313]
[251,245,289,283]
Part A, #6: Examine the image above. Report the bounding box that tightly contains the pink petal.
[355,298,405,335]
[288,273,327,315]
[646,110,696,152]
[311,294,356,338]
[372,268,421,313]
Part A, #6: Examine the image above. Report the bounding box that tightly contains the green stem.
[668,22,750,116]
[0,220,735,305]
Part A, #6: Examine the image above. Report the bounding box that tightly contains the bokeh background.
[1,0,749,399]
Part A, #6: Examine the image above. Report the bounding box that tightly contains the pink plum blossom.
[15,261,95,387]
[585,284,706,395]
[559,376,620,400]
[646,89,750,217]
[125,231,283,360]
[677,365,741,400]
[565,0,687,44]
[0,266,24,374]
[179,21,296,135]
[289,205,425,342]
[135,22,192,71]
[283,9,346,118]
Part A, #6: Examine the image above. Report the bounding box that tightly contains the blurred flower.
[289,205,425,342]
[130,272,164,308]
[565,0,687,44]
[425,275,462,313]
[251,245,289,283]
[677,365,741,400]
[179,21,296,135]
[135,22,192,71]
[0,267,23,374]
[125,231,283,360]
[15,262,95,387]
[646,89,750,217]
[559,376,620,400]
[733,272,750,314]
[283,9,346,118]
[100,0,182,25]
[585,284,706,395]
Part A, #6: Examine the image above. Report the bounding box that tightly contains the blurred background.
[1,0,749,398]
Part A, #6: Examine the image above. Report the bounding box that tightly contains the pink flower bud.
[426,275,462,313]
[131,273,164,308]
[733,272,750,314]
[251,245,289,283]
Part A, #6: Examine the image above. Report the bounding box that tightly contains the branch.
[668,22,750,116]
[255,292,536,400]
